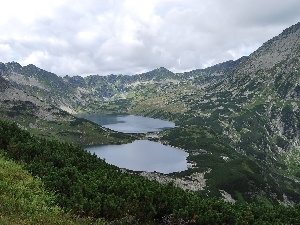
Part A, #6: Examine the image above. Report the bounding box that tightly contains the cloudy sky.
[1,0,300,76]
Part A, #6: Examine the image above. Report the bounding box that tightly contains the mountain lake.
[78,114,189,174]
[77,113,176,133]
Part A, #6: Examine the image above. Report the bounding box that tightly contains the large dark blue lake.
[78,114,188,174]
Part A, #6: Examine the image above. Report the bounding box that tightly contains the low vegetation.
[161,125,294,203]
[0,100,135,146]
[0,153,105,225]
[1,119,300,224]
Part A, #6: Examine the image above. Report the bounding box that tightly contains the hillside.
[2,119,300,224]
[169,22,300,202]
[0,153,104,225]
[0,76,134,146]
[154,22,300,202]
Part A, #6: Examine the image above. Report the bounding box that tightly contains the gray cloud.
[1,0,300,76]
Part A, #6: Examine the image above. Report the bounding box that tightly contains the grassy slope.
[0,154,105,225]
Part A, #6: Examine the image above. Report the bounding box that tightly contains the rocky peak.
[138,67,176,81]
[23,64,42,74]
[22,64,58,80]
[5,62,23,73]
[0,62,22,76]
[280,21,300,37]
[157,67,171,73]
[244,22,300,71]
[216,21,300,95]
[63,75,86,88]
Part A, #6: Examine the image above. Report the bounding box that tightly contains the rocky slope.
[0,60,232,114]
[0,76,9,91]
[208,22,300,158]
[0,78,133,146]
[169,22,300,202]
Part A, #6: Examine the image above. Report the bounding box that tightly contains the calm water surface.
[80,114,187,173]
[86,140,189,174]
[77,114,176,133]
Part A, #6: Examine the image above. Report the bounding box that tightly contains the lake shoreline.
[86,140,190,174]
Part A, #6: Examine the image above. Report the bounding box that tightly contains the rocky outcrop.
[0,87,74,122]
[140,170,210,191]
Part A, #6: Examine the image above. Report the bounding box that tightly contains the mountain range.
[1,22,300,204]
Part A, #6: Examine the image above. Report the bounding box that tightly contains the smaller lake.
[77,114,176,133]
[86,140,189,174]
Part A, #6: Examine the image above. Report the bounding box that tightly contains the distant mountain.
[219,22,300,95]
[0,62,79,113]
[0,69,133,146]
[182,57,248,84]
[0,58,234,113]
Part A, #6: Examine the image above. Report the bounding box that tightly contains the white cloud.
[0,44,11,53]
[21,50,49,67]
[1,0,300,76]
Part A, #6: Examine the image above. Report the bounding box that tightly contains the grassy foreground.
[0,154,105,225]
